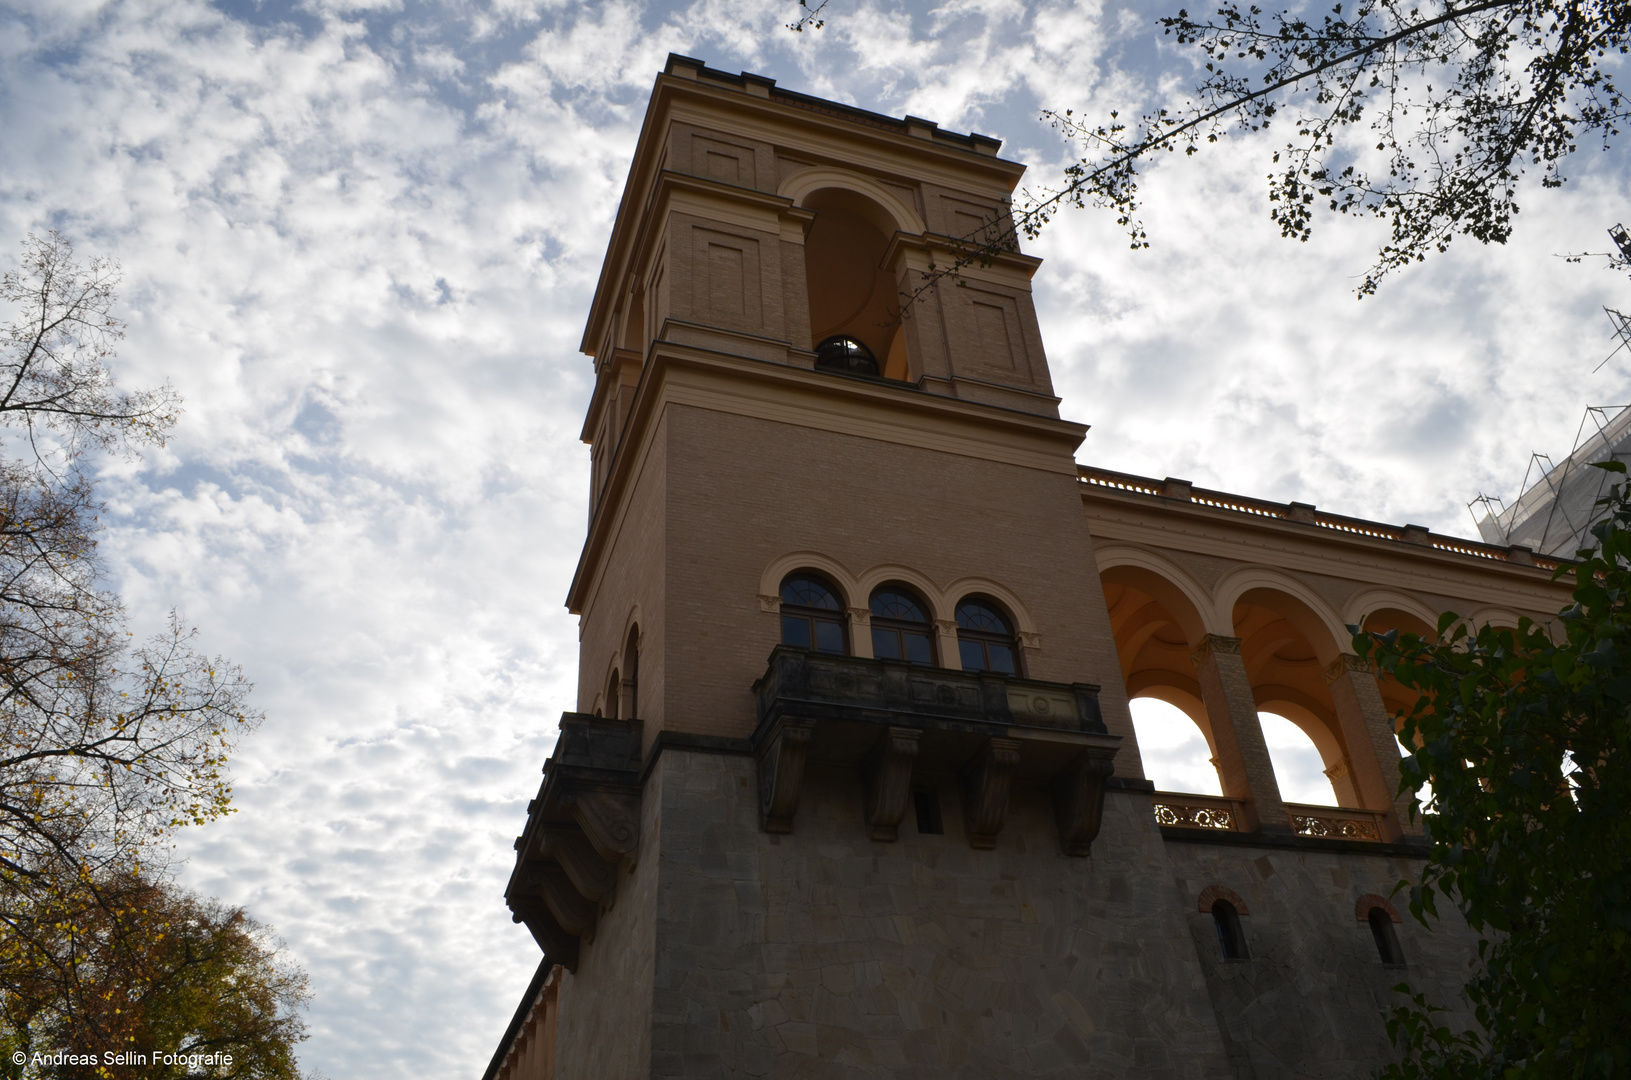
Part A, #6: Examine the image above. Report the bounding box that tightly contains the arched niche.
[798,187,909,377]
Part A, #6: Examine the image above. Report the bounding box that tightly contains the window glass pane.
[987,644,1016,674]
[781,575,840,610]
[904,632,933,665]
[814,619,844,654]
[959,639,986,671]
[872,628,901,659]
[782,615,811,648]
[955,600,1010,633]
[871,589,927,622]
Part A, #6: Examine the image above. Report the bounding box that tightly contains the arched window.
[606,668,621,720]
[814,336,879,377]
[1212,900,1248,960]
[624,627,640,719]
[870,587,934,665]
[955,598,1019,674]
[1368,908,1404,965]
[780,574,847,654]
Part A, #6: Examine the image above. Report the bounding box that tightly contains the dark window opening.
[1369,908,1404,965]
[815,335,879,377]
[871,587,935,665]
[1212,900,1248,960]
[913,788,943,835]
[780,573,847,655]
[606,668,621,720]
[955,598,1019,674]
[624,627,640,719]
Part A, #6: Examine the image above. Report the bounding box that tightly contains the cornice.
[1082,493,1569,611]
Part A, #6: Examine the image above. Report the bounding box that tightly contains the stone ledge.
[1158,825,1431,858]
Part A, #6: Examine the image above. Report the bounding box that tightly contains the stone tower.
[490,55,1567,1080]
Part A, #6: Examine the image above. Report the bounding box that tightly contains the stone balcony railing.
[1151,792,1247,832]
[1285,803,1388,841]
[751,646,1121,855]
[1150,791,1389,842]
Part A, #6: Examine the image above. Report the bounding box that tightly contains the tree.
[0,231,259,885]
[796,0,1631,294]
[0,232,293,1075]
[1355,460,1631,1079]
[0,869,308,1079]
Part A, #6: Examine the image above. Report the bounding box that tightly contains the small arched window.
[606,668,621,720]
[955,598,1019,674]
[1212,900,1248,960]
[624,627,640,719]
[780,574,847,654]
[870,587,934,665]
[815,336,879,377]
[1368,907,1405,965]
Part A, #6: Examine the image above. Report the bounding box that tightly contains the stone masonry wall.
[1164,839,1479,1080]
[646,750,1234,1079]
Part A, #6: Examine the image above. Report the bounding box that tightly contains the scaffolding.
[1471,405,1631,557]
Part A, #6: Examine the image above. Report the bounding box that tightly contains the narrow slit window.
[1212,900,1248,960]
[1369,908,1404,965]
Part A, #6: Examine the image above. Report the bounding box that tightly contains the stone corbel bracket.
[962,737,1022,849]
[863,727,923,842]
[1051,738,1121,856]
[757,717,814,833]
[505,714,643,972]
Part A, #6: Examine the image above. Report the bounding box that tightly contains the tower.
[491,56,1568,1080]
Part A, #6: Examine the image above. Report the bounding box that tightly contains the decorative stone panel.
[506,714,643,971]
[750,646,1120,854]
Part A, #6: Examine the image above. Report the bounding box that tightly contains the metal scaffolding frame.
[1471,404,1631,557]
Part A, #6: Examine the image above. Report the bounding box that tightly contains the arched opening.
[1360,607,1436,726]
[802,188,906,378]
[1257,711,1339,805]
[1101,568,1220,795]
[605,668,621,720]
[1233,590,1356,807]
[1129,697,1223,795]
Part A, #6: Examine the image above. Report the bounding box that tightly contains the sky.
[1,0,1628,1075]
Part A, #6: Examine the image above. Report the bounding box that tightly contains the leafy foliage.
[1357,460,1631,1078]
[1025,0,1631,293]
[1,869,308,1079]
[0,232,286,1076]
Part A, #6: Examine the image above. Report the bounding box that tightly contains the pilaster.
[1190,634,1290,834]
[1324,655,1417,839]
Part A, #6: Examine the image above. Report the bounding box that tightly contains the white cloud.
[1,0,1626,1075]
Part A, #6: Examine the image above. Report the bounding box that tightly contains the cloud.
[1,0,1627,1075]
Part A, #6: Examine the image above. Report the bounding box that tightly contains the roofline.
[1078,465,1566,573]
[479,957,552,1080]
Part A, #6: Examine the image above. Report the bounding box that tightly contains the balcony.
[751,646,1121,855]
